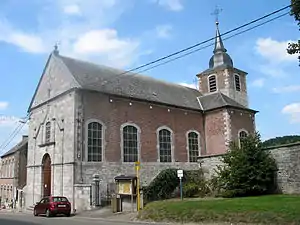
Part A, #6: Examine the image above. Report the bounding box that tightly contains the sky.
[0,0,299,155]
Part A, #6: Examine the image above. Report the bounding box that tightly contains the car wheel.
[66,212,71,217]
[34,209,38,216]
[46,209,51,218]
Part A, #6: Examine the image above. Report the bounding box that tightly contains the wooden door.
[42,154,51,197]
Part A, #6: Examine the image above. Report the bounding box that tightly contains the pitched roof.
[57,55,203,110]
[197,92,256,112]
[1,136,28,158]
[29,52,256,113]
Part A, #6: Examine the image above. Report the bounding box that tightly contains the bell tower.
[197,10,249,107]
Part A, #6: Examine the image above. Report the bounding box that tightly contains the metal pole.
[135,162,140,211]
[180,177,183,201]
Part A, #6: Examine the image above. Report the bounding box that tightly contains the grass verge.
[138,195,300,224]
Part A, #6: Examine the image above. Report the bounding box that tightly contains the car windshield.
[52,197,68,202]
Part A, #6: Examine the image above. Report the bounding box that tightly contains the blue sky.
[0,0,299,155]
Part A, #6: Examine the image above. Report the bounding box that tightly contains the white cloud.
[155,25,173,39]
[273,85,300,93]
[282,103,300,124]
[255,38,298,64]
[178,82,197,89]
[63,4,81,15]
[0,0,143,68]
[154,0,183,11]
[0,102,8,110]
[251,78,265,88]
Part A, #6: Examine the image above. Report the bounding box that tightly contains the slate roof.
[48,54,255,113]
[58,55,203,110]
[197,92,253,111]
[1,136,28,158]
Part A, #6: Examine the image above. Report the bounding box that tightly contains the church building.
[24,22,257,212]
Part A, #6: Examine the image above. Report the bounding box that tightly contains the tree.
[262,135,300,148]
[215,132,278,198]
[287,0,300,65]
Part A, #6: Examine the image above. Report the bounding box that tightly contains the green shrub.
[183,182,199,197]
[215,132,278,198]
[143,168,179,202]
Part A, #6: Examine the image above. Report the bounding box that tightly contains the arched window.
[238,130,248,147]
[123,125,138,162]
[158,129,172,162]
[87,122,103,162]
[208,75,217,92]
[235,74,241,91]
[188,131,200,162]
[45,122,51,143]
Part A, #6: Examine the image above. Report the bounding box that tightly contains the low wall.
[198,142,300,194]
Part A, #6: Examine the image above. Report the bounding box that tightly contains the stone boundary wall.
[198,142,300,194]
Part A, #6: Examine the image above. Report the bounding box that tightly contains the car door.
[41,197,50,214]
[36,198,45,214]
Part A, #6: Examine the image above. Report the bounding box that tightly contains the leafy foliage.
[143,168,179,202]
[143,168,211,202]
[215,132,278,197]
[183,169,211,198]
[262,135,300,148]
[288,0,300,65]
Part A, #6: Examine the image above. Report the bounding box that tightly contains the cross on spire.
[211,5,223,25]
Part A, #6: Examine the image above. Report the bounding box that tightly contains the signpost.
[177,169,183,201]
[135,161,141,211]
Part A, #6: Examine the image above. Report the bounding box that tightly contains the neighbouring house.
[0,135,28,209]
[24,21,257,212]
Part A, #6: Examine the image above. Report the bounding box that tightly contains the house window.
[159,129,172,162]
[208,75,217,92]
[235,74,241,91]
[45,122,51,143]
[123,125,138,162]
[188,132,199,162]
[87,122,103,162]
[239,130,248,147]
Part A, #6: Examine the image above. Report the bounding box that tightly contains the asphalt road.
[0,212,163,225]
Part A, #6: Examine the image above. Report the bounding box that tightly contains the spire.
[209,6,233,69]
[213,21,227,54]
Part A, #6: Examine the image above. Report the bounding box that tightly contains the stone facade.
[198,143,300,194]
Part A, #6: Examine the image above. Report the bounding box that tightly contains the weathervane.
[211,5,223,25]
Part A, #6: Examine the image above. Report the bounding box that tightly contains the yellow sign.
[135,161,140,171]
[118,182,132,195]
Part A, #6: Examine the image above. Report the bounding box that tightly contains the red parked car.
[33,196,71,217]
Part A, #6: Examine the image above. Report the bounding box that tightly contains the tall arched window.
[158,129,172,162]
[87,122,103,162]
[208,75,217,92]
[235,74,241,91]
[45,122,51,143]
[188,131,199,162]
[238,130,248,147]
[123,125,138,162]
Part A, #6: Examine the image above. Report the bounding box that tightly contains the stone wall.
[198,142,300,194]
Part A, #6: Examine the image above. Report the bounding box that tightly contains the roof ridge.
[218,92,228,106]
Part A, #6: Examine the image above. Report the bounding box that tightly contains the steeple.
[213,21,226,54]
[209,21,233,68]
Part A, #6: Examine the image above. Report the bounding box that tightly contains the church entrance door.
[42,154,51,197]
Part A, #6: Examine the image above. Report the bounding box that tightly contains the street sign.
[177,169,183,178]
